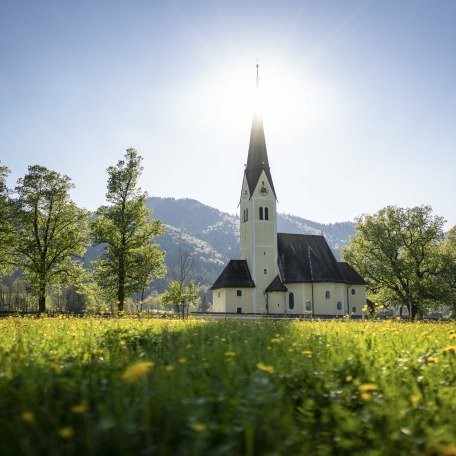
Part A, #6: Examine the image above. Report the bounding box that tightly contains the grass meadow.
[0,317,455,455]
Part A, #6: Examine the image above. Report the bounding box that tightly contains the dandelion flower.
[256,362,275,374]
[224,351,235,358]
[191,423,207,432]
[410,394,420,406]
[165,365,174,372]
[449,333,456,340]
[178,357,187,364]
[271,338,282,344]
[21,411,35,424]
[345,375,353,383]
[359,383,378,393]
[426,356,438,364]
[360,393,373,401]
[302,350,312,356]
[442,346,456,354]
[122,361,154,383]
[58,426,74,439]
[71,402,88,414]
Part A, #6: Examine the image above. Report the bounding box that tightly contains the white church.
[211,68,366,316]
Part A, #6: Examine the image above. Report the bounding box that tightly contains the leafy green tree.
[342,205,447,319]
[439,226,456,313]
[0,164,15,275]
[90,149,165,312]
[11,165,89,312]
[132,244,166,310]
[161,280,199,319]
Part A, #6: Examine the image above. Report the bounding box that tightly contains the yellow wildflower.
[58,426,74,439]
[345,375,353,383]
[302,350,312,356]
[224,351,236,358]
[122,361,154,383]
[360,393,373,401]
[21,411,35,424]
[271,338,282,344]
[256,362,275,374]
[449,333,456,340]
[165,365,174,372]
[426,356,438,364]
[178,357,187,364]
[359,383,378,393]
[410,394,420,406]
[71,402,88,414]
[442,346,456,354]
[191,423,207,432]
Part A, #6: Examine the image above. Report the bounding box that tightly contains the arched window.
[289,292,295,310]
[351,288,356,295]
[337,302,342,310]
[265,207,269,220]
[305,301,311,311]
[325,291,330,299]
[259,207,263,220]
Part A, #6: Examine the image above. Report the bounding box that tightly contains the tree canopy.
[91,149,165,312]
[11,165,89,312]
[342,205,453,318]
[0,164,15,275]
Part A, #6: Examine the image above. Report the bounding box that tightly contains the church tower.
[239,65,278,312]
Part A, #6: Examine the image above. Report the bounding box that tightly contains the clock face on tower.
[259,182,269,196]
[243,188,248,198]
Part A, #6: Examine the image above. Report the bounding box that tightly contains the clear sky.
[1,0,455,227]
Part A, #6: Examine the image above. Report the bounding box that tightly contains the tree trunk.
[38,282,46,313]
[118,260,125,313]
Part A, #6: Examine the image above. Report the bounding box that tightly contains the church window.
[305,301,311,311]
[265,207,269,220]
[352,306,357,314]
[217,292,220,298]
[237,290,242,297]
[289,292,295,310]
[245,208,248,221]
[325,291,330,299]
[259,207,263,220]
[337,302,342,310]
[237,307,242,314]
[351,288,356,295]
[264,268,267,274]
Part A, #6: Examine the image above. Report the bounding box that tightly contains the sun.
[192,60,340,142]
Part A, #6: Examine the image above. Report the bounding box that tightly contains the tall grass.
[0,317,455,455]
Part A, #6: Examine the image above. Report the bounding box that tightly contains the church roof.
[277,233,345,283]
[337,262,367,285]
[265,275,288,292]
[210,260,255,290]
[244,115,277,199]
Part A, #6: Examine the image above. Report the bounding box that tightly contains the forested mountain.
[147,197,356,291]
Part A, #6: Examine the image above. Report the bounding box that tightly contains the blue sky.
[1,0,455,227]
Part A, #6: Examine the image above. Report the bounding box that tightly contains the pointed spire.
[256,61,259,88]
[244,63,277,199]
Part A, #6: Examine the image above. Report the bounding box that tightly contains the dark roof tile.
[210,260,255,290]
[265,275,288,292]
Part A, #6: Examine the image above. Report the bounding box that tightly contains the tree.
[11,165,89,312]
[162,249,201,318]
[439,226,456,313]
[132,244,166,311]
[90,148,165,312]
[342,205,448,319]
[0,164,15,275]
[162,280,199,319]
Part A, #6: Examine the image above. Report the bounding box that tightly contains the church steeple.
[244,65,277,199]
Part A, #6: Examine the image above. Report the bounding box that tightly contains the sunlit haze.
[1,0,455,227]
